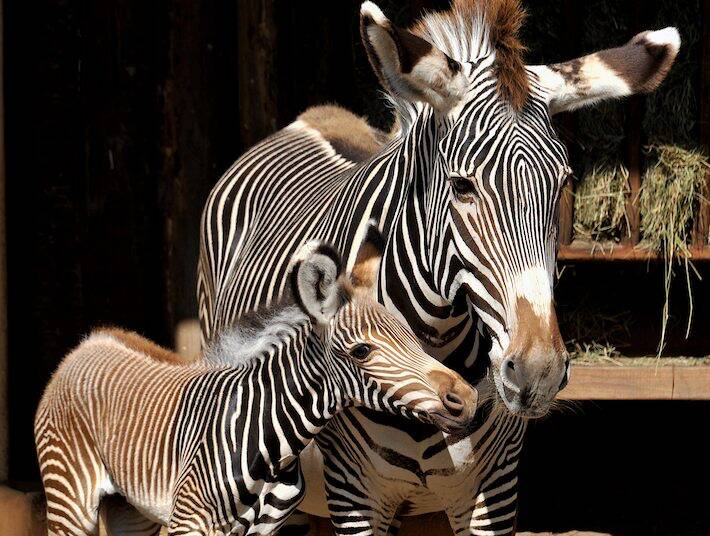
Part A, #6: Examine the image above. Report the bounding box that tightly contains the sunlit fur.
[35,257,472,536]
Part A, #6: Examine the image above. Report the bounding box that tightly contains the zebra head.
[291,227,478,434]
[360,0,679,417]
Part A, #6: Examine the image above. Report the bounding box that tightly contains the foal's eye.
[350,344,373,360]
[450,177,477,200]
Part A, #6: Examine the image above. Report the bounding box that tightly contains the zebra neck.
[377,111,471,356]
[227,329,343,474]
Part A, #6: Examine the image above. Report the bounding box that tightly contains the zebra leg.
[274,510,312,536]
[100,495,162,536]
[323,462,398,536]
[41,471,103,536]
[437,471,520,536]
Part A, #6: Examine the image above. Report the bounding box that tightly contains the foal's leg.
[101,495,162,536]
[40,464,104,536]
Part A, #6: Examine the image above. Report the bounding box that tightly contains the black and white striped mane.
[204,300,309,366]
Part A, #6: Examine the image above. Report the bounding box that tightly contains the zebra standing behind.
[35,233,478,536]
[197,0,680,533]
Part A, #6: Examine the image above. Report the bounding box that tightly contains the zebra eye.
[350,344,373,360]
[450,177,477,200]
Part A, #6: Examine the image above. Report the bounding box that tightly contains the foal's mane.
[204,300,310,366]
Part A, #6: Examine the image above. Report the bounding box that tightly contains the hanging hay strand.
[639,144,709,353]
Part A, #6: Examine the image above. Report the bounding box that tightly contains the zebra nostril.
[442,392,465,418]
[501,358,521,392]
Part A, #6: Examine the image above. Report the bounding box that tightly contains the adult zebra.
[198,0,679,533]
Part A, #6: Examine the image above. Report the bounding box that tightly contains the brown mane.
[411,0,529,112]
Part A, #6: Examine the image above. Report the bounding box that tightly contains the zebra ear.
[360,2,467,114]
[291,242,350,325]
[533,27,680,115]
[351,223,385,292]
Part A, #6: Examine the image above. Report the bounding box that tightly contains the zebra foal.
[35,234,478,536]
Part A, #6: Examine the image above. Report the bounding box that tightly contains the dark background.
[3,0,709,533]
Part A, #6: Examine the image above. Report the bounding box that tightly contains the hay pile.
[639,145,709,255]
[573,160,629,242]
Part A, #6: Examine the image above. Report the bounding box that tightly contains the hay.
[639,145,709,255]
[573,160,629,242]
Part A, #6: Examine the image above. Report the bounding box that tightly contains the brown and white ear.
[532,27,680,115]
[360,1,467,114]
[350,222,385,292]
[291,242,349,325]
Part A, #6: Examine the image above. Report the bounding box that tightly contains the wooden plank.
[559,366,674,400]
[560,365,710,400]
[558,242,710,261]
[695,0,710,247]
[672,367,710,400]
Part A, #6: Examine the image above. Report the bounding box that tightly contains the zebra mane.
[204,302,310,366]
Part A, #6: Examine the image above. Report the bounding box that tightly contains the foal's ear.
[532,27,680,115]
[351,223,385,292]
[291,242,349,325]
[360,1,467,114]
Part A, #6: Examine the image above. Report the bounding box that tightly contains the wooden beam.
[673,367,710,400]
[558,0,579,247]
[560,366,674,400]
[558,241,710,262]
[623,0,643,247]
[559,365,710,400]
[695,0,710,248]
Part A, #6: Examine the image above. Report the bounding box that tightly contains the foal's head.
[292,226,478,433]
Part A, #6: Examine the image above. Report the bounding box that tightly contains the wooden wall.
[0,0,448,485]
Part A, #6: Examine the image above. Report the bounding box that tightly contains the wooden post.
[0,0,7,484]
[558,0,579,246]
[624,0,643,246]
[237,0,279,148]
[695,0,710,248]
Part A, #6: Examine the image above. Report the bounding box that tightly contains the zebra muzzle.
[425,370,479,433]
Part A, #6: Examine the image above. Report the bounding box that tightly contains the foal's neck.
[211,307,345,473]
